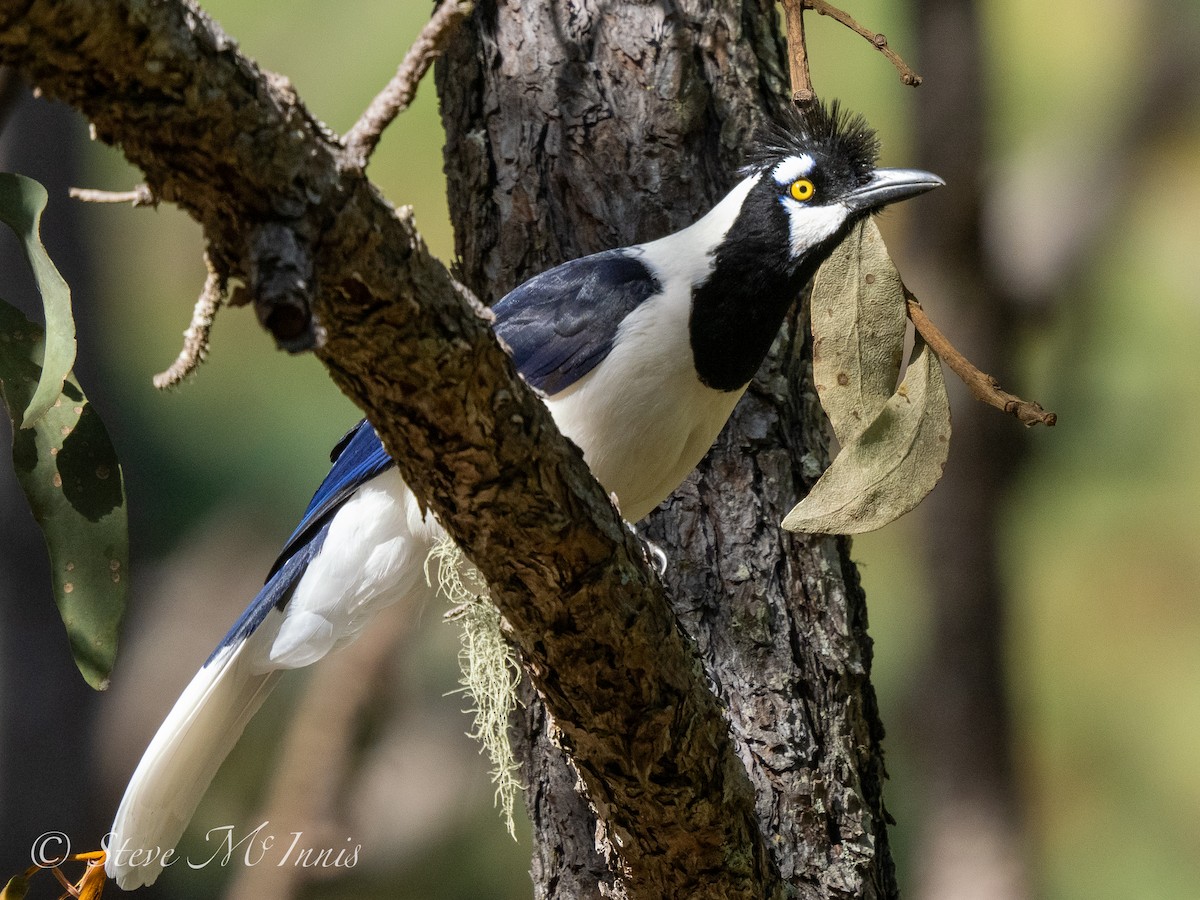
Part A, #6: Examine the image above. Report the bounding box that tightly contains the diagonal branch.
[0,2,777,897]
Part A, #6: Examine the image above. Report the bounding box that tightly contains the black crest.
[741,100,880,187]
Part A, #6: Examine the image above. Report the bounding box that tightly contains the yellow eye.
[789,178,815,202]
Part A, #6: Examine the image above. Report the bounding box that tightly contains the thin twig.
[342,0,473,165]
[905,290,1057,427]
[780,1,814,103]
[805,0,922,86]
[779,0,923,105]
[153,253,223,389]
[68,183,157,206]
[48,863,75,895]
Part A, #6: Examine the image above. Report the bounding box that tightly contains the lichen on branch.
[0,1,779,896]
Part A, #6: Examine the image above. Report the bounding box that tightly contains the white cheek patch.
[782,201,849,258]
[772,154,814,186]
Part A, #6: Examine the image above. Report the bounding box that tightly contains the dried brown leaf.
[782,333,950,534]
[810,218,907,445]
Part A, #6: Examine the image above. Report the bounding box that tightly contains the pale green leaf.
[782,333,951,534]
[0,300,126,689]
[0,173,76,428]
[0,873,29,900]
[810,218,907,445]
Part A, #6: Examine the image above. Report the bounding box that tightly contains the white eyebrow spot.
[772,154,814,185]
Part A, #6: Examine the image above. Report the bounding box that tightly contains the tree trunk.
[0,0,901,894]
[438,3,897,897]
[904,2,1032,897]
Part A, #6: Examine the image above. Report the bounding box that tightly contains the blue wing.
[268,419,394,579]
[492,248,660,395]
[209,420,394,659]
[212,250,656,657]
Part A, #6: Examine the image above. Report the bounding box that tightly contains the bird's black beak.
[843,168,945,213]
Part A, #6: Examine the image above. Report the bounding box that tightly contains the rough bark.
[0,0,897,896]
[0,2,774,897]
[439,3,895,898]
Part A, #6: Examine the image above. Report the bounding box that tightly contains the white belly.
[543,291,744,523]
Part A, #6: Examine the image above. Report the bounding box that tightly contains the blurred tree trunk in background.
[903,3,1200,896]
[439,3,896,897]
[906,1,1033,897]
[0,84,112,879]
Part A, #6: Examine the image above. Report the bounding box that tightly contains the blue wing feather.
[209,421,394,658]
[208,519,333,662]
[492,248,660,395]
[214,250,656,656]
[267,419,394,579]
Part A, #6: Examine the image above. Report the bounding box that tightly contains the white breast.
[542,180,761,522]
[544,282,744,523]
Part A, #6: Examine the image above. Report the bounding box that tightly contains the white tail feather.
[105,632,281,889]
[105,471,445,889]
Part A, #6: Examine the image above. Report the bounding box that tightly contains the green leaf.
[0,873,30,900]
[810,218,907,445]
[0,173,76,428]
[0,300,126,689]
[782,333,950,534]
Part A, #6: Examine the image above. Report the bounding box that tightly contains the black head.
[687,100,943,391]
[739,100,943,263]
[742,100,881,198]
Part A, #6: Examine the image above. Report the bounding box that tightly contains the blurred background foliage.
[1,0,1199,898]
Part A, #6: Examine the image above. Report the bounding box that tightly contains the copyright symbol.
[31,831,70,867]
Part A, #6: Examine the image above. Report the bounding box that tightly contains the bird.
[104,101,942,889]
